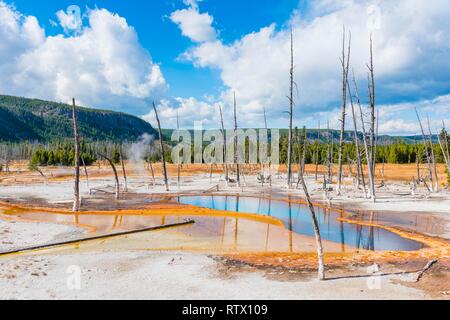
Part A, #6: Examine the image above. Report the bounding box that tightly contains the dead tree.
[301,127,307,176]
[98,153,120,200]
[264,107,272,187]
[119,145,128,193]
[327,120,333,183]
[298,171,325,280]
[347,76,366,196]
[176,111,181,190]
[315,121,320,181]
[353,72,376,201]
[218,104,229,186]
[72,98,81,212]
[415,108,434,191]
[149,160,156,187]
[81,156,90,195]
[427,116,439,192]
[296,127,307,188]
[153,102,169,192]
[368,35,377,178]
[337,27,351,195]
[286,26,294,189]
[233,92,241,186]
[437,123,450,177]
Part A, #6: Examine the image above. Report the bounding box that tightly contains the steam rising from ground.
[126,133,157,175]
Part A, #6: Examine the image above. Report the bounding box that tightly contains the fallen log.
[203,185,219,193]
[0,220,195,257]
[414,259,438,282]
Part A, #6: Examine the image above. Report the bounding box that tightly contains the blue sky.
[1,0,450,134]
[9,0,301,99]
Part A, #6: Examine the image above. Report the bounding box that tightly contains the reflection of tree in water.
[265,198,272,252]
[234,195,239,251]
[220,195,228,249]
[355,211,376,251]
[288,197,293,253]
[339,210,345,253]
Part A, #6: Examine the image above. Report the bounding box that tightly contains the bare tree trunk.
[177,111,181,190]
[327,120,332,183]
[153,102,169,192]
[373,109,380,181]
[99,154,120,200]
[415,108,434,191]
[218,104,228,186]
[298,172,325,280]
[353,72,376,201]
[415,143,421,182]
[347,77,366,196]
[149,161,155,187]
[368,36,376,183]
[72,98,81,212]
[263,107,272,187]
[437,126,450,175]
[301,127,307,176]
[287,26,294,189]
[337,27,351,195]
[81,156,90,195]
[233,92,240,187]
[119,145,128,193]
[427,116,439,192]
[315,121,320,181]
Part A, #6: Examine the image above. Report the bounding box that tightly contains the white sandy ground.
[0,170,449,299]
[0,249,429,300]
[0,219,84,252]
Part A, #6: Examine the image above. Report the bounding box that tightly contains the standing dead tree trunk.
[437,123,450,176]
[81,156,90,195]
[286,26,294,189]
[347,76,366,196]
[98,153,120,200]
[233,92,241,187]
[326,121,333,183]
[218,104,229,186]
[415,108,434,191]
[149,161,156,187]
[368,36,376,177]
[298,171,325,280]
[315,121,320,181]
[264,107,272,187]
[427,116,439,192]
[72,98,81,212]
[353,72,375,201]
[119,145,128,193]
[153,102,169,192]
[337,27,351,195]
[176,111,181,190]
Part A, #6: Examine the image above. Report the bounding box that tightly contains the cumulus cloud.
[168,0,450,132]
[0,2,167,114]
[143,97,220,129]
[56,5,83,33]
[170,1,216,43]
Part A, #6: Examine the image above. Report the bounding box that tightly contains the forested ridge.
[0,95,157,142]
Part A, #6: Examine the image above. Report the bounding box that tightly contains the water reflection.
[178,196,424,252]
[0,195,427,254]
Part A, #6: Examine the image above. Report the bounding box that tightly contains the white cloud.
[0,3,167,114]
[142,97,220,129]
[170,0,450,132]
[170,4,216,43]
[56,5,82,33]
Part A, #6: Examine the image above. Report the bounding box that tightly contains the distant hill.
[0,95,157,142]
[162,128,437,145]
